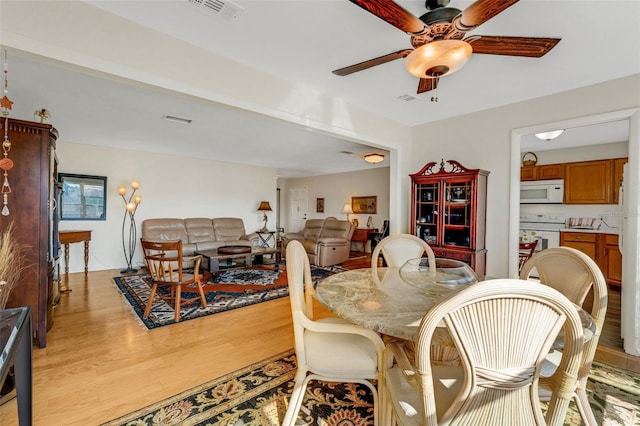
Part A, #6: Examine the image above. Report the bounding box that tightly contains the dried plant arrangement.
[0,223,27,309]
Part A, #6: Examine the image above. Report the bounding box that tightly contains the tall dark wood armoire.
[0,118,58,348]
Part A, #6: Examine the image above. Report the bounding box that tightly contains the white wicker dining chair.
[382,278,584,426]
[371,234,436,285]
[282,240,386,426]
[520,246,608,426]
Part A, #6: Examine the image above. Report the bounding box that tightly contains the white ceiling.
[5,0,640,177]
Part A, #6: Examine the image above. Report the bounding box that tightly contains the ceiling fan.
[333,0,561,95]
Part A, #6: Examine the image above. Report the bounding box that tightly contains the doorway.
[510,108,640,358]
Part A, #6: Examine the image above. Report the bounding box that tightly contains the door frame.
[509,108,640,356]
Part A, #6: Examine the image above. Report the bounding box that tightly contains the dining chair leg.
[196,280,207,309]
[282,371,310,426]
[574,390,597,426]
[174,285,181,322]
[143,283,159,318]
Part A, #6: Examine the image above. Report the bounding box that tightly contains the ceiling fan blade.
[465,35,561,57]
[453,0,519,32]
[417,77,438,94]
[332,49,413,76]
[349,0,427,35]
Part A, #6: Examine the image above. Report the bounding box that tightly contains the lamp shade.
[405,40,472,78]
[342,203,353,214]
[257,201,272,212]
[535,130,564,141]
[363,153,385,164]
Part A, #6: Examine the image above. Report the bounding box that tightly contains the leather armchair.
[282,218,355,267]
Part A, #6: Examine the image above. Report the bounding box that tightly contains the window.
[59,173,107,220]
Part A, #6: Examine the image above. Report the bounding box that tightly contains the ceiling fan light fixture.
[405,40,472,78]
[535,129,564,141]
[363,153,385,164]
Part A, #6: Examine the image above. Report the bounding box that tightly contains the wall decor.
[352,196,377,214]
[59,173,107,220]
[316,198,324,213]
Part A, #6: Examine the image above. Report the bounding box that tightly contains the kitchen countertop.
[561,228,619,235]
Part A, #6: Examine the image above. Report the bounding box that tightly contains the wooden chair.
[520,247,608,425]
[382,279,584,426]
[140,239,209,323]
[518,240,539,272]
[282,240,386,425]
[370,234,436,285]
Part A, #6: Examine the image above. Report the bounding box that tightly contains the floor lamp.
[118,181,141,274]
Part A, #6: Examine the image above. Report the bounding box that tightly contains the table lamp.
[342,203,353,221]
[257,201,272,232]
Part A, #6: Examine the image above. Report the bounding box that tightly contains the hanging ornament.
[1,117,12,216]
[0,50,14,216]
[0,50,13,117]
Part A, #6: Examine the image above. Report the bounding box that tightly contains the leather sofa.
[282,218,355,267]
[141,217,259,257]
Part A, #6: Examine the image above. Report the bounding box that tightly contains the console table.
[0,307,32,426]
[58,230,92,292]
[351,228,378,255]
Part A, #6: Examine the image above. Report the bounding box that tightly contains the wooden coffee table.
[196,246,281,273]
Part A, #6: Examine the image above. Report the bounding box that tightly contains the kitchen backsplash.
[520,203,622,231]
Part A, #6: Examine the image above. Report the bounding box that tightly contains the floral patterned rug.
[112,264,343,330]
[102,350,638,426]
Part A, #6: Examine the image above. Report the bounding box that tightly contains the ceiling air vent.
[187,0,243,21]
[397,94,418,102]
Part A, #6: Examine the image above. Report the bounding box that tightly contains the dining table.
[315,267,595,363]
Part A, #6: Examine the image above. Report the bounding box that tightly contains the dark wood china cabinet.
[0,118,59,348]
[410,160,489,276]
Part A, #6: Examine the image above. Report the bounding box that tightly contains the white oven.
[520,180,564,204]
[519,213,566,252]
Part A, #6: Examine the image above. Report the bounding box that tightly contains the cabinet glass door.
[443,180,472,247]
[415,182,439,245]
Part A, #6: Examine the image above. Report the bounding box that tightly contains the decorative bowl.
[399,258,478,294]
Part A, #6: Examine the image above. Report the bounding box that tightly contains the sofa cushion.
[321,219,354,239]
[212,217,249,242]
[302,219,325,240]
[185,218,215,244]
[141,218,189,242]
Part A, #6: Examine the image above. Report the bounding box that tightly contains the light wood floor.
[0,255,637,424]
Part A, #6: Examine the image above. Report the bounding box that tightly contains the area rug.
[102,351,639,426]
[112,264,344,330]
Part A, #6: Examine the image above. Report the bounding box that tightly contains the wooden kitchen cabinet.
[601,234,622,287]
[520,163,564,181]
[564,159,621,204]
[613,157,628,205]
[560,232,597,259]
[410,159,489,276]
[560,231,622,287]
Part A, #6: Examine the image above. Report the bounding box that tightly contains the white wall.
[280,167,390,233]
[408,74,640,279]
[532,141,628,164]
[57,142,277,272]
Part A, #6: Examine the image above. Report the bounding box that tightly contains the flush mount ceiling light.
[363,153,385,164]
[535,130,564,141]
[404,40,472,79]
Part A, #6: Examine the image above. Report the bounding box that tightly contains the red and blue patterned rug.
[112,264,344,329]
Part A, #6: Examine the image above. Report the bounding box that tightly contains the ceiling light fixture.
[405,40,472,79]
[534,130,564,141]
[363,153,385,164]
[161,114,192,124]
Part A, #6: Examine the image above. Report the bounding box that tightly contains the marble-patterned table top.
[315,268,594,345]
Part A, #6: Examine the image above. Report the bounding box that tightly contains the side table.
[58,230,92,292]
[0,306,32,426]
[256,231,276,248]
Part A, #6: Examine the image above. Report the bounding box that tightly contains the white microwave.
[520,179,564,204]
